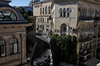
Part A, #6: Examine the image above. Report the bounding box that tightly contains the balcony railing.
[79,16,100,20]
[94,17,100,20]
[79,49,91,56]
[78,38,92,42]
[79,17,94,20]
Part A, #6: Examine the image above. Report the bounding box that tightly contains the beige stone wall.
[78,0,100,18]
[33,1,52,33]
[33,1,51,16]
[52,3,78,35]
[0,25,27,65]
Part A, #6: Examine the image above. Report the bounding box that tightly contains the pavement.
[36,34,50,43]
[84,57,100,66]
[33,49,53,66]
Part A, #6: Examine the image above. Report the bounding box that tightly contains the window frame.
[63,8,66,17]
[0,9,17,21]
[60,8,63,17]
[10,37,18,55]
[0,39,6,57]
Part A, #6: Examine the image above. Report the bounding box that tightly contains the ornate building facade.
[33,0,100,64]
[0,0,31,65]
[33,0,51,34]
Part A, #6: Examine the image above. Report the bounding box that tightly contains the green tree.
[50,34,62,66]
[17,7,32,23]
[17,7,33,32]
[50,34,78,65]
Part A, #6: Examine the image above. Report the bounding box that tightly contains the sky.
[10,0,42,6]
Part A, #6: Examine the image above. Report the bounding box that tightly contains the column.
[21,33,27,64]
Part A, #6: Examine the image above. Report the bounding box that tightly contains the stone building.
[33,0,100,64]
[0,0,32,65]
[33,0,51,34]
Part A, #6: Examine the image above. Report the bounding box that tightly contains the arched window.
[45,7,47,14]
[63,8,66,17]
[0,40,6,57]
[0,9,17,21]
[61,24,67,36]
[48,6,51,14]
[60,8,62,17]
[10,37,18,55]
[67,8,70,17]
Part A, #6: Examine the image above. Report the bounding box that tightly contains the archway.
[60,24,67,36]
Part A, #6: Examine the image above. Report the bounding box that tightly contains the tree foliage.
[50,34,78,65]
[17,7,33,32]
[17,7,32,23]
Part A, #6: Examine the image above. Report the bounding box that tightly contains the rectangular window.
[38,18,39,22]
[10,38,18,55]
[47,18,49,23]
[38,25,39,28]
[43,8,44,14]
[45,7,47,14]
[40,8,42,15]
[67,13,70,17]
[0,40,6,57]
[43,25,44,30]
[0,45,5,57]
[43,18,44,23]
[10,44,13,54]
[14,43,17,53]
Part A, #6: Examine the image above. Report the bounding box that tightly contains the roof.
[0,4,28,24]
[33,0,51,5]
[36,34,50,43]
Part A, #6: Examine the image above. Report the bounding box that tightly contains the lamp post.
[48,16,53,36]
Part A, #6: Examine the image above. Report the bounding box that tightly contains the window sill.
[0,56,6,58]
[59,17,70,18]
[10,53,18,56]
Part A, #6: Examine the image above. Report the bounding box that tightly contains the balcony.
[78,38,92,42]
[79,49,91,56]
[79,17,100,21]
[94,17,100,20]
[79,17,94,20]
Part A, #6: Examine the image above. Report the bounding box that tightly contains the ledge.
[0,23,33,28]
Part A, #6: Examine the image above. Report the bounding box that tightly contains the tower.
[33,0,40,3]
[28,0,33,7]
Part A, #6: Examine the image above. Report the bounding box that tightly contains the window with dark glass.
[43,18,44,23]
[63,8,66,17]
[40,8,42,15]
[47,18,49,23]
[42,25,44,30]
[67,8,70,17]
[45,7,47,14]
[43,8,44,14]
[10,37,18,55]
[0,40,6,57]
[48,6,51,14]
[60,8,62,17]
[0,9,17,21]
